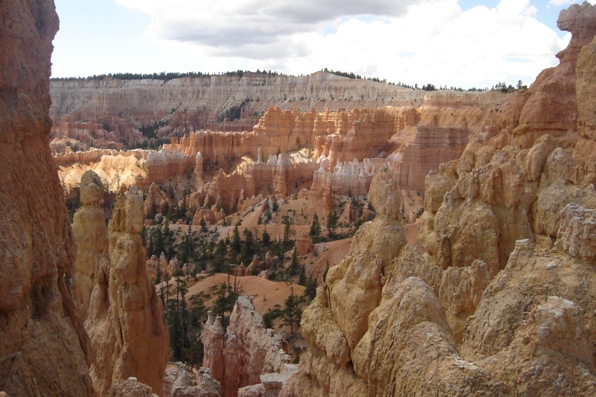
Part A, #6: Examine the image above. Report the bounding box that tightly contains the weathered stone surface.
[77,188,169,396]
[201,297,292,397]
[107,378,159,397]
[0,0,93,395]
[419,143,532,271]
[163,363,221,397]
[73,171,110,320]
[202,311,226,384]
[295,233,313,256]
[50,72,425,150]
[575,34,596,184]
[556,203,596,260]
[327,169,407,350]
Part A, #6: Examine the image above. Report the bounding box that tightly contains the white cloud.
[547,0,574,7]
[114,0,574,88]
[549,0,596,7]
[116,0,428,51]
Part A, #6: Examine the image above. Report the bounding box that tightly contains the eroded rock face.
[74,185,169,396]
[163,363,221,397]
[282,5,596,395]
[201,297,293,397]
[0,0,93,395]
[107,378,159,397]
[50,72,425,150]
[73,171,110,320]
[574,33,596,184]
[283,190,596,397]
[497,2,596,148]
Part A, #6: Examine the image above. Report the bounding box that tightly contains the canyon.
[3,0,596,396]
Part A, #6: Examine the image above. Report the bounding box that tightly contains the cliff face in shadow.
[0,0,93,395]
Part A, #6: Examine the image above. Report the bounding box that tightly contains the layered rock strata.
[202,297,293,397]
[0,0,93,395]
[50,72,425,149]
[73,181,169,395]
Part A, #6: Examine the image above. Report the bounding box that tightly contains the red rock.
[0,1,94,395]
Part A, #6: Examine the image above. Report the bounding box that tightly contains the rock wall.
[0,1,94,395]
[50,72,426,149]
[391,125,469,191]
[201,297,293,397]
[574,30,596,184]
[73,180,169,396]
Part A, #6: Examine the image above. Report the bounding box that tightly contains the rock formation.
[497,2,596,148]
[73,181,169,395]
[0,0,94,395]
[56,149,148,192]
[282,152,596,396]
[574,26,596,184]
[50,72,426,150]
[107,377,159,397]
[281,4,596,395]
[73,171,111,320]
[201,297,294,397]
[163,363,221,397]
[391,125,469,191]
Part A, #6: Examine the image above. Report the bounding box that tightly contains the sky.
[51,0,595,89]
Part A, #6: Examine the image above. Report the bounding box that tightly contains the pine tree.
[327,210,338,239]
[151,226,165,258]
[309,213,321,243]
[289,249,299,276]
[212,281,239,329]
[241,229,255,264]
[231,226,241,253]
[282,215,293,251]
[213,239,227,273]
[280,292,303,335]
[298,265,306,286]
[262,228,271,246]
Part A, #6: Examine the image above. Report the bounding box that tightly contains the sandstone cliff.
[50,72,425,150]
[73,178,169,395]
[0,1,93,395]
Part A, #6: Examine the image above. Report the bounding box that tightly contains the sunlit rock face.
[280,4,596,396]
[49,72,426,150]
[73,182,169,396]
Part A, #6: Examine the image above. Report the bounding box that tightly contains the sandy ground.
[184,273,305,315]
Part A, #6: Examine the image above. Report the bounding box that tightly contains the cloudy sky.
[52,0,594,89]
